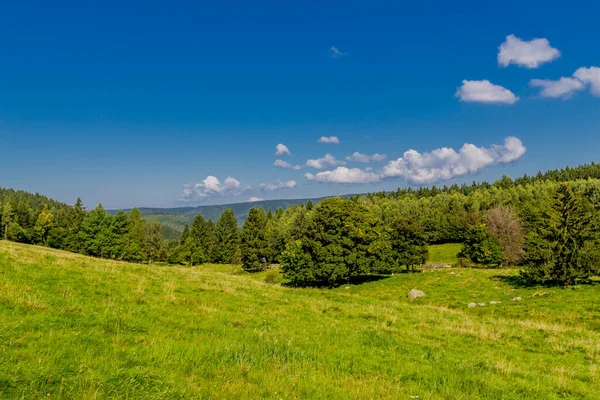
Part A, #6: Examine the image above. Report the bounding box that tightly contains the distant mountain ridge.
[110,197,327,237]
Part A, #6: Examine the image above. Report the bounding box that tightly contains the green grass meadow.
[428,243,463,265]
[1,241,600,399]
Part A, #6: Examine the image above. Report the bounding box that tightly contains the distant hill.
[112,197,325,237]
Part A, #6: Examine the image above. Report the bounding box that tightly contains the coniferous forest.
[2,162,600,286]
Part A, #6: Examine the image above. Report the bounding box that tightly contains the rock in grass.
[478,302,486,307]
[512,297,522,301]
[468,302,477,308]
[407,289,425,299]
[490,301,501,305]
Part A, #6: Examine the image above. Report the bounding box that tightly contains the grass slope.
[428,243,463,265]
[1,241,599,399]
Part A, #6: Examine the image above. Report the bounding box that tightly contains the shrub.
[454,257,472,268]
[459,224,502,266]
[263,270,280,284]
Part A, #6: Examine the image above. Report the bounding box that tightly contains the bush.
[263,270,280,284]
[454,257,473,268]
[459,224,502,267]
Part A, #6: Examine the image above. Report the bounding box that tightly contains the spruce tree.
[181,224,190,244]
[126,208,146,262]
[522,183,599,285]
[240,208,269,271]
[80,204,106,257]
[212,209,240,264]
[65,197,86,252]
[2,202,13,240]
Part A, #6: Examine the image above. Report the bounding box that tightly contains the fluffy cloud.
[181,176,245,201]
[330,46,348,58]
[346,152,387,163]
[306,153,345,169]
[317,136,340,144]
[305,167,380,184]
[498,34,560,69]
[259,180,297,191]
[382,137,526,184]
[275,143,291,156]
[456,80,519,104]
[248,197,264,202]
[274,159,302,170]
[371,153,387,163]
[574,66,600,96]
[530,77,585,99]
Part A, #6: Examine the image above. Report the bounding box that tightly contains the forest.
[2,162,600,286]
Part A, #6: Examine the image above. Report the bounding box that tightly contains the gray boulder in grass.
[407,289,425,299]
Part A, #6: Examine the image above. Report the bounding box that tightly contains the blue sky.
[1,1,599,209]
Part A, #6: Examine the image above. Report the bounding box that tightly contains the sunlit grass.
[428,243,463,265]
[1,241,599,399]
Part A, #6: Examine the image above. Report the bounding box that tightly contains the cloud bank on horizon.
[181,136,527,202]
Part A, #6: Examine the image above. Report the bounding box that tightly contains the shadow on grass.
[493,274,600,289]
[283,273,394,289]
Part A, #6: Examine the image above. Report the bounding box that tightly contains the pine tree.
[522,183,599,285]
[212,209,240,264]
[241,208,269,271]
[144,220,163,263]
[65,197,86,251]
[2,202,13,239]
[126,208,146,261]
[181,224,190,244]
[80,204,106,257]
[111,210,131,259]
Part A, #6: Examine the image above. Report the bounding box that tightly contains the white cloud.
[330,46,348,58]
[574,66,600,96]
[345,152,388,163]
[382,137,526,184]
[274,159,302,170]
[530,77,585,99]
[248,197,264,202]
[371,153,387,163]
[345,152,371,163]
[305,167,381,184]
[275,143,291,156]
[498,34,560,69]
[305,153,346,169]
[456,80,519,104]
[317,136,340,144]
[181,176,246,201]
[259,180,297,192]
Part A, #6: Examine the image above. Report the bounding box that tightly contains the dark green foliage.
[240,208,269,271]
[391,219,428,272]
[282,198,385,285]
[80,204,107,257]
[459,224,502,266]
[6,222,26,242]
[180,224,190,244]
[212,209,240,264]
[521,183,600,285]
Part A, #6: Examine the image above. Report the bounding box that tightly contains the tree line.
[234,169,600,286]
[2,162,600,286]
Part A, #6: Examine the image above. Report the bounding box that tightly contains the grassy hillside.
[1,241,599,399]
